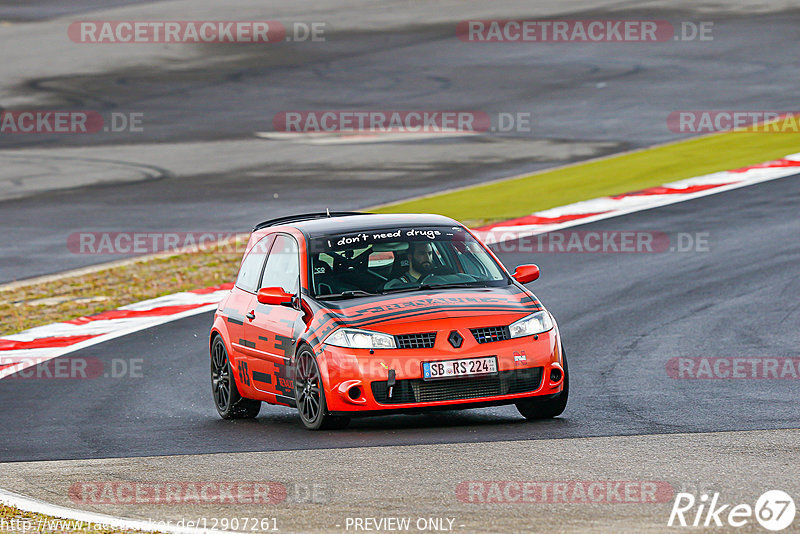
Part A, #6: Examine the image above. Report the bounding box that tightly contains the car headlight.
[509,311,554,338]
[324,328,397,349]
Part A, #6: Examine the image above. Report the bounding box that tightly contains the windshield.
[308,225,508,298]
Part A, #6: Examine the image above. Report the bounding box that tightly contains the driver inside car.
[385,241,435,289]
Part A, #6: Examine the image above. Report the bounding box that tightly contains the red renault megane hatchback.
[209,212,567,429]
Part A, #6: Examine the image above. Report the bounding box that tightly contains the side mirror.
[512,264,540,284]
[257,287,294,306]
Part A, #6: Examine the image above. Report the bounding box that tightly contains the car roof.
[262,213,462,238]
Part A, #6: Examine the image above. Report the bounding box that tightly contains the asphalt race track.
[2,174,798,461]
[2,1,800,532]
[3,1,800,281]
[1,171,798,532]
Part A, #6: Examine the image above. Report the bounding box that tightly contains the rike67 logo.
[669,490,796,531]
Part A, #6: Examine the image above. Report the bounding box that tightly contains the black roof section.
[253,212,461,237]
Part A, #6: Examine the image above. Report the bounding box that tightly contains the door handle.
[246,311,255,320]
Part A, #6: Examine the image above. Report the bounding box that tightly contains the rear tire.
[294,346,350,430]
[211,337,261,419]
[516,346,569,420]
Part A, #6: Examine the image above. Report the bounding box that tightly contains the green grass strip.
[371,129,800,226]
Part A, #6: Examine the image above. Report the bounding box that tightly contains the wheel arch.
[294,341,334,392]
[209,314,233,357]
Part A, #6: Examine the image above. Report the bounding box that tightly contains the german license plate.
[422,356,498,381]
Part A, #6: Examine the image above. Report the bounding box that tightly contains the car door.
[225,234,274,361]
[243,234,303,403]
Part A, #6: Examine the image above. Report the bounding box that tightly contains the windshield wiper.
[381,282,488,294]
[314,290,377,300]
[417,282,488,291]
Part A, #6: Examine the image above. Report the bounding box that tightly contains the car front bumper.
[318,327,564,413]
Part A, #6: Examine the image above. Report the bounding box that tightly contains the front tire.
[211,337,261,419]
[294,346,350,430]
[516,347,569,420]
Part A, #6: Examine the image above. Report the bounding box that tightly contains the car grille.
[371,367,543,405]
[395,332,437,349]
[471,326,510,344]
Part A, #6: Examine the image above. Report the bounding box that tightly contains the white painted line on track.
[0,303,218,380]
[0,487,240,534]
[254,130,480,144]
